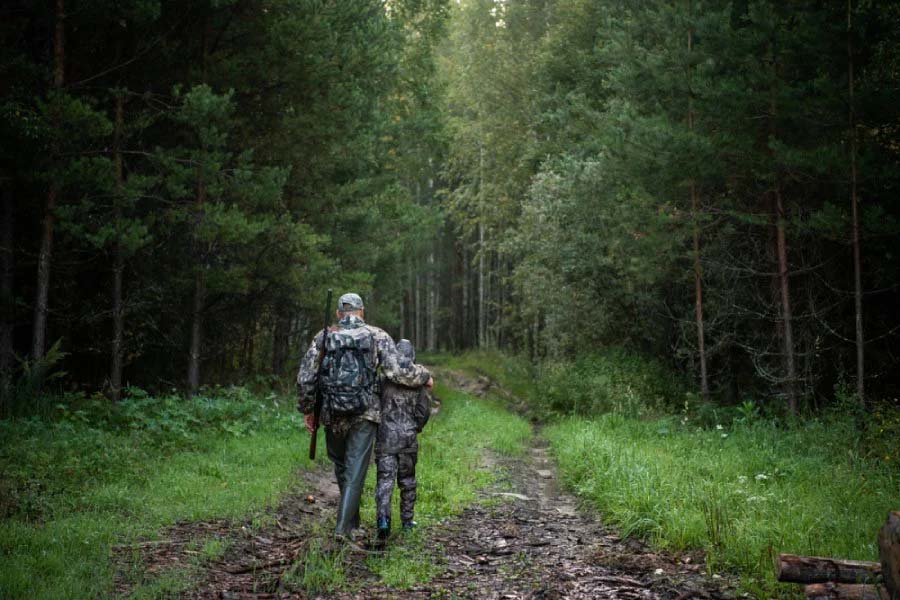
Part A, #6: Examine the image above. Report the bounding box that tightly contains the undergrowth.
[546,414,898,598]
[441,349,898,599]
[0,386,313,599]
[0,377,532,598]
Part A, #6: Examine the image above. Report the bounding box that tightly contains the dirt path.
[115,369,741,599]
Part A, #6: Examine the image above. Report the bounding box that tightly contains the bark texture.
[879,511,900,599]
[804,583,889,600]
[33,0,66,361]
[110,93,125,402]
[847,0,865,408]
[777,554,881,584]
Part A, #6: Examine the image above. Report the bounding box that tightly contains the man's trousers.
[325,419,377,536]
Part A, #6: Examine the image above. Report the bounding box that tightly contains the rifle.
[309,288,333,460]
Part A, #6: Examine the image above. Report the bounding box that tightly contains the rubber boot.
[333,420,376,537]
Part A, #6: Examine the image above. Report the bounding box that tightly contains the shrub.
[539,348,684,417]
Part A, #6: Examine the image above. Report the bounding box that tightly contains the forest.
[2,0,900,415]
[1,0,899,598]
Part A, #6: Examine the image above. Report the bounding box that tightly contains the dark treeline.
[2,0,899,416]
[0,0,449,412]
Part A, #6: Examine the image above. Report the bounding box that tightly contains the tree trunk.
[110,92,125,402]
[804,583,889,600]
[399,291,406,341]
[691,183,709,400]
[687,12,710,401]
[769,44,798,415]
[461,242,469,347]
[415,268,423,349]
[188,21,211,396]
[478,223,486,349]
[433,252,441,350]
[496,258,504,349]
[406,258,414,341]
[272,312,288,376]
[246,320,255,375]
[32,0,66,361]
[775,185,797,414]
[477,141,487,350]
[428,250,436,351]
[187,165,207,394]
[879,511,900,599]
[488,248,495,348]
[0,186,14,408]
[777,554,882,584]
[187,268,204,395]
[187,176,206,395]
[847,0,865,409]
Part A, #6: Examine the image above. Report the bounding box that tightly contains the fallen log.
[879,511,900,600]
[778,554,882,584]
[804,583,889,600]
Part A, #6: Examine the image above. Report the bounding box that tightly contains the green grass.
[440,350,898,598]
[361,381,532,588]
[0,378,532,598]
[426,350,537,404]
[545,414,899,598]
[282,538,348,594]
[0,390,315,599]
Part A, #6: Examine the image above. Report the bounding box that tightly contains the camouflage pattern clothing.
[376,452,418,525]
[297,313,430,536]
[376,382,431,456]
[297,314,431,433]
[375,373,432,526]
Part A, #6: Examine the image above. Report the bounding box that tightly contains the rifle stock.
[309,288,333,460]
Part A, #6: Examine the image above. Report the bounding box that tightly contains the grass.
[282,538,348,594]
[441,349,898,598]
[0,377,532,598]
[361,380,532,588]
[0,389,315,599]
[546,413,898,597]
[425,350,537,404]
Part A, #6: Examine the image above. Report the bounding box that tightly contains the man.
[297,292,433,540]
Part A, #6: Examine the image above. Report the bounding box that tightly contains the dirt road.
[116,370,740,599]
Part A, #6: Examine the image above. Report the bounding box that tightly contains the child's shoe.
[377,517,391,540]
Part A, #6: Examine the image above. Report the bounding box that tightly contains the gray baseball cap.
[337,292,364,312]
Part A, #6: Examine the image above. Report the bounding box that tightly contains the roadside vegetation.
[439,350,899,598]
[0,386,311,598]
[0,380,531,598]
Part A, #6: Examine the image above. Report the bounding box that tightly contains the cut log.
[804,583,888,600]
[879,511,900,599]
[778,554,882,584]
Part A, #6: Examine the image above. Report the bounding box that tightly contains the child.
[375,339,431,539]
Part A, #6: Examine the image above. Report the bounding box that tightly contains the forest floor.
[112,369,741,599]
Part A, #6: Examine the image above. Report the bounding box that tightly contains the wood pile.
[776,512,898,600]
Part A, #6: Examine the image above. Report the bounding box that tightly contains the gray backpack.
[320,325,376,415]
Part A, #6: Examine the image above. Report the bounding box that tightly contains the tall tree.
[32,0,66,361]
[847,0,864,408]
[686,1,710,401]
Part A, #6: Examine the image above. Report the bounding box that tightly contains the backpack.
[320,325,377,416]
